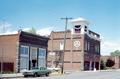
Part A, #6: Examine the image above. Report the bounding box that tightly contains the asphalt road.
[10,70,120,79]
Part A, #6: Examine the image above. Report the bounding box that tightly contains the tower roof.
[71,17,89,25]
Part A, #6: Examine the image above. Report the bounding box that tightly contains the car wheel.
[34,73,38,77]
[45,73,49,76]
[24,75,28,77]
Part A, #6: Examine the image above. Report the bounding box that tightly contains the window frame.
[38,48,46,58]
[20,45,29,57]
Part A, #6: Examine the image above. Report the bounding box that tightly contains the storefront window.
[20,45,29,55]
[20,45,29,70]
[39,48,46,57]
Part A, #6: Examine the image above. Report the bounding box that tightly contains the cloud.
[0,21,12,33]
[101,38,120,55]
[36,27,55,36]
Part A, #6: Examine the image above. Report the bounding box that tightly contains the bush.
[100,60,106,70]
[106,59,115,67]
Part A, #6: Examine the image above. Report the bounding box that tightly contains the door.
[30,47,37,69]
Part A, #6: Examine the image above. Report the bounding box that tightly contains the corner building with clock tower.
[47,18,101,71]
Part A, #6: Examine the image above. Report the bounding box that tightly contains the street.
[9,70,120,79]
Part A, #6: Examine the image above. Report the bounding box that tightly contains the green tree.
[26,27,36,34]
[111,50,120,56]
[100,60,106,70]
[106,59,115,67]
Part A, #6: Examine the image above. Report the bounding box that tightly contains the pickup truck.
[22,67,51,77]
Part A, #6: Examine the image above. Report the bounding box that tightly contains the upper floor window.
[95,44,100,53]
[75,25,81,28]
[20,45,29,55]
[84,26,87,32]
[87,42,90,51]
[60,40,64,50]
[74,25,81,33]
[84,41,87,51]
[85,41,90,51]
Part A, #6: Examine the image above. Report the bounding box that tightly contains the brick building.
[0,31,48,72]
[101,56,120,69]
[48,18,101,71]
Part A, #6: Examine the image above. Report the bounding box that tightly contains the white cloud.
[36,27,55,36]
[0,21,17,35]
[101,38,120,56]
[0,21,12,33]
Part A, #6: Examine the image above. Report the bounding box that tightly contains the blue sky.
[0,0,120,55]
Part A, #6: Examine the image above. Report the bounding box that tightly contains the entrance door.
[30,47,37,69]
[84,61,90,70]
[32,60,37,68]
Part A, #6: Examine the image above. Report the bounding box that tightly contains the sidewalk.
[83,69,120,73]
[0,72,61,78]
[0,73,23,78]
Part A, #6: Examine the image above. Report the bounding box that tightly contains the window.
[84,41,87,51]
[95,44,100,53]
[84,41,90,51]
[97,45,100,53]
[75,25,81,28]
[31,47,37,59]
[38,58,46,67]
[74,25,81,33]
[20,46,29,55]
[95,45,97,52]
[84,26,87,32]
[75,29,81,33]
[20,57,29,70]
[20,45,29,71]
[87,42,90,51]
[39,48,46,57]
[60,40,64,50]
[38,48,46,67]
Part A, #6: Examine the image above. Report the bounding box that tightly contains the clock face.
[74,41,81,47]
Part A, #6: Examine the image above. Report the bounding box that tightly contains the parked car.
[22,67,51,77]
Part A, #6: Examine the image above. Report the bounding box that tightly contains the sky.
[0,0,120,55]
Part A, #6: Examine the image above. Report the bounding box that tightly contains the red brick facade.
[47,30,101,71]
[47,18,101,72]
[101,56,120,69]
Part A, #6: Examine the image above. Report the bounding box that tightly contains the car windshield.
[32,67,38,69]
[39,67,46,70]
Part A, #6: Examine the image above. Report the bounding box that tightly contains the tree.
[111,50,120,56]
[100,60,106,70]
[106,59,115,67]
[26,27,36,34]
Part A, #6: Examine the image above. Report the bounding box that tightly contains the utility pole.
[2,19,5,33]
[0,19,5,79]
[0,47,3,79]
[61,17,72,74]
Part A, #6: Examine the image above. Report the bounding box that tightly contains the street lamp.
[61,17,72,74]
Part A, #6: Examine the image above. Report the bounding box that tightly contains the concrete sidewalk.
[0,72,61,78]
[0,73,23,78]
